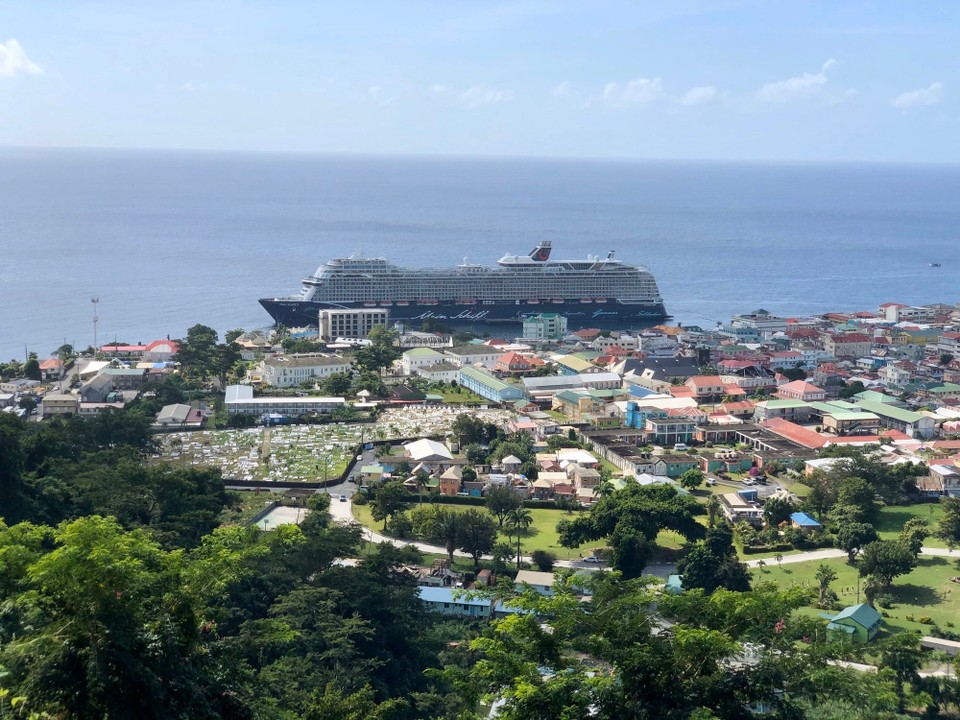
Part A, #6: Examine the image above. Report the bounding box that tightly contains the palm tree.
[593,481,614,499]
[706,495,721,528]
[414,470,429,506]
[509,506,533,568]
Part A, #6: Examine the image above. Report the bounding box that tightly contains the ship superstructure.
[260,241,667,329]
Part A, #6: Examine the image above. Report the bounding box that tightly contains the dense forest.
[2,410,960,718]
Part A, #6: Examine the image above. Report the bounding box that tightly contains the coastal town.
[5,299,960,713]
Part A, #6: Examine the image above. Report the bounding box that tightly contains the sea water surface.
[1,148,959,360]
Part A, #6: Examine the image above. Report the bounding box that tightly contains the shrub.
[919,616,934,625]
[386,512,413,539]
[875,593,895,609]
[353,493,369,506]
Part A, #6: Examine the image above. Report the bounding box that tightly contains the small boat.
[527,299,539,305]
[363,301,377,307]
[396,300,409,306]
[379,300,393,307]
[551,298,564,304]
[930,262,941,267]
[594,297,607,304]
[455,298,477,305]
[580,298,593,304]
[420,298,438,305]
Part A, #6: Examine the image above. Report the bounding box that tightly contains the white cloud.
[602,77,663,104]
[757,58,835,102]
[459,84,510,107]
[0,38,42,78]
[431,84,448,94]
[367,85,392,106]
[891,82,943,110]
[552,81,570,97]
[180,81,207,93]
[679,85,717,105]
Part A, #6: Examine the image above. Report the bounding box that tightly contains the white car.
[742,478,755,486]
[583,556,602,564]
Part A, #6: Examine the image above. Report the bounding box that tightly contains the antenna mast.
[91,297,100,352]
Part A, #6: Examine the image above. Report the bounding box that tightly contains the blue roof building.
[789,512,823,531]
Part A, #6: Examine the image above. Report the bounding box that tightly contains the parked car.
[339,494,348,502]
[583,556,602,564]
[705,478,717,487]
[742,478,755,486]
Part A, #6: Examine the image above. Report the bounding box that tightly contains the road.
[744,546,960,568]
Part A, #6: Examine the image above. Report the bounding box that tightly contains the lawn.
[752,555,960,637]
[875,502,946,547]
[351,501,701,560]
[426,386,486,404]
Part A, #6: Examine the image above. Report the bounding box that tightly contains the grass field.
[351,501,704,560]
[875,502,946,547]
[752,554,960,637]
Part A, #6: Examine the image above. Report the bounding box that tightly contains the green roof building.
[822,603,882,643]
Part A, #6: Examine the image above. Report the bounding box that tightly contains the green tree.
[679,468,705,491]
[858,540,917,592]
[835,522,878,563]
[878,632,924,712]
[610,524,652,579]
[763,495,797,527]
[676,526,751,594]
[509,506,533,567]
[321,371,354,396]
[838,380,866,399]
[815,564,838,608]
[22,356,41,381]
[835,476,878,523]
[486,485,521,527]
[939,353,954,366]
[898,517,928,556]
[530,549,556,572]
[370,481,409,529]
[935,496,960,549]
[456,508,498,569]
[174,323,220,380]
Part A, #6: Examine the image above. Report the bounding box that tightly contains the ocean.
[1,148,959,361]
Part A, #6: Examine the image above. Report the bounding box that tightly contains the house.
[514,569,555,595]
[359,465,386,485]
[522,313,568,341]
[40,393,78,417]
[418,586,491,618]
[930,465,960,497]
[438,466,462,496]
[444,345,502,369]
[416,362,460,384]
[102,367,147,390]
[80,374,114,403]
[789,512,822,532]
[554,354,602,376]
[685,375,726,401]
[615,356,702,393]
[855,400,936,439]
[156,403,204,429]
[776,380,827,402]
[404,438,455,463]
[38,358,62,381]
[495,351,543,374]
[0,378,40,394]
[223,385,346,417]
[142,340,180,362]
[823,603,882,643]
[718,492,763,526]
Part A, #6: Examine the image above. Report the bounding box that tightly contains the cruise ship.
[259,241,668,330]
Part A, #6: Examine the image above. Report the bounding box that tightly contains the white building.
[224,385,346,417]
[400,348,449,375]
[260,354,352,387]
[318,308,390,342]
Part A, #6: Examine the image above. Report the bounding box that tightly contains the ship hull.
[259,298,668,330]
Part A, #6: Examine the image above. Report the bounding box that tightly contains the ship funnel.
[607,250,615,260]
[529,240,552,262]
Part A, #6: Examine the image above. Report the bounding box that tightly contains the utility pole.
[91,297,100,352]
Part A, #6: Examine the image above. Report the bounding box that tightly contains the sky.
[0,1,957,162]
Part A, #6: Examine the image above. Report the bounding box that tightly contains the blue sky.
[0,1,957,161]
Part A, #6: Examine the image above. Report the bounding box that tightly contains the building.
[400,348,449,375]
[646,417,697,446]
[718,492,763,526]
[776,380,827,402]
[224,385,346,417]
[522,313,568,341]
[824,333,872,358]
[730,311,789,334]
[855,399,936,439]
[753,399,814,424]
[79,374,113,403]
[41,393,78,416]
[416,362,460,383]
[495,351,542,374]
[156,403,204,428]
[789,512,823,532]
[403,438,455,463]
[318,308,389,342]
[685,375,726,401]
[142,340,180,362]
[457,366,525,404]
[418,586,492,618]
[261,354,351,387]
[514,569,555,595]
[444,345,502,369]
[38,358,62,381]
[823,603,882,643]
[102,367,147,390]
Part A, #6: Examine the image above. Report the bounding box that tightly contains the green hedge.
[741,543,794,556]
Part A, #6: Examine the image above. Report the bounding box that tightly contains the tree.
[899,517,928,556]
[878,632,924,712]
[679,469,705,491]
[940,353,955,366]
[436,508,460,563]
[321,372,353,396]
[763,496,797,527]
[935,496,960,550]
[456,508,498,569]
[530,550,556,572]
[835,522,878,563]
[815,564,838,608]
[838,380,866,400]
[370,481,409,529]
[609,524,652,579]
[835,476,877,523]
[676,526,750,594]
[174,323,220,380]
[485,485,520,527]
[858,539,917,592]
[22,356,41,381]
[706,495,720,528]
[353,325,401,376]
[509,506,533,567]
[777,367,807,382]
